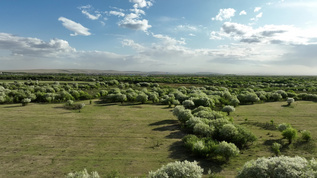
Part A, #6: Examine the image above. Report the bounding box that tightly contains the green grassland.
[0,101,183,177]
[0,100,317,177]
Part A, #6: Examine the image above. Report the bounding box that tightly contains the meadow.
[0,101,182,177]
[0,99,317,177]
[1,74,317,177]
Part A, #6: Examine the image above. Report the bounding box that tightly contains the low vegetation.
[1,73,317,177]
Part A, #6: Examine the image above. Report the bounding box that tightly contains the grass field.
[0,101,317,177]
[0,101,186,177]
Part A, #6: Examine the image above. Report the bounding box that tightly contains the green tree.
[282,127,297,144]
[215,141,239,161]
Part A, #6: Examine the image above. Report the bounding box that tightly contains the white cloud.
[129,0,153,8]
[214,22,317,45]
[119,18,151,31]
[212,8,236,21]
[254,7,262,12]
[122,39,145,51]
[81,10,101,20]
[117,0,153,32]
[100,21,106,26]
[175,25,198,31]
[58,17,91,36]
[0,33,75,57]
[109,11,125,17]
[2,32,317,75]
[239,10,247,15]
[79,5,102,20]
[250,12,263,22]
[152,33,186,45]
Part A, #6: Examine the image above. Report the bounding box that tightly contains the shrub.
[193,110,225,120]
[282,127,297,144]
[193,123,214,137]
[237,156,317,178]
[219,124,238,141]
[66,168,100,178]
[209,118,230,130]
[192,140,207,156]
[21,98,31,106]
[215,141,239,161]
[272,142,282,156]
[277,123,291,132]
[301,130,312,142]
[233,125,257,148]
[173,105,185,117]
[65,100,74,106]
[192,97,214,108]
[183,134,199,150]
[136,93,148,104]
[287,98,295,106]
[230,97,240,107]
[192,106,212,114]
[182,99,195,109]
[222,105,235,116]
[148,160,204,178]
[177,109,193,124]
[186,117,203,129]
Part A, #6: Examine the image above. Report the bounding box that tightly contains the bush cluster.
[148,160,204,178]
[175,105,256,160]
[237,156,317,178]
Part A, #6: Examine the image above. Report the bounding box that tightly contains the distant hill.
[0,69,221,75]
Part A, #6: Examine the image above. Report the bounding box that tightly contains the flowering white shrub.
[148,160,204,178]
[237,156,317,178]
[222,105,235,115]
[21,98,31,106]
[66,168,99,178]
[277,123,291,132]
[287,98,295,105]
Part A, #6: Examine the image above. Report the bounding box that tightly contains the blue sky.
[1,0,317,75]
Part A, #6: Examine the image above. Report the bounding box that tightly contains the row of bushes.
[67,155,317,178]
[173,104,256,160]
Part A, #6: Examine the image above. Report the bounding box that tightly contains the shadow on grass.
[241,121,277,131]
[53,106,65,109]
[165,131,186,139]
[263,138,283,146]
[95,103,118,107]
[153,124,180,132]
[149,119,178,126]
[168,141,224,174]
[293,140,316,153]
[3,105,22,108]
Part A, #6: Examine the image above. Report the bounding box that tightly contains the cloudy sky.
[1,0,317,75]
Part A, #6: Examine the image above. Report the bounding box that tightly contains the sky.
[1,0,317,75]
